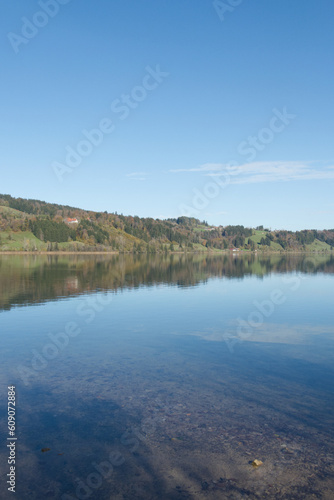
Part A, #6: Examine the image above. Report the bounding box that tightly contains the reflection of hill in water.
[1,253,333,311]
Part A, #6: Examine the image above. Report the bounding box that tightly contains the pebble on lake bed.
[252,459,263,467]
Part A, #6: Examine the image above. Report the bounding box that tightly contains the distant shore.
[0,249,332,256]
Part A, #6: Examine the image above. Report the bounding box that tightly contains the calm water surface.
[0,254,334,499]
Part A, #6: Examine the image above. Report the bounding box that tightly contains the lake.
[1,253,334,499]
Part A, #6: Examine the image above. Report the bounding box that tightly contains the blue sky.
[1,0,333,230]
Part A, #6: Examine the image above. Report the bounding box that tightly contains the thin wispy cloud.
[170,163,224,173]
[170,161,334,185]
[126,172,148,181]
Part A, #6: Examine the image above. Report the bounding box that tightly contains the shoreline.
[0,251,119,255]
[0,249,332,256]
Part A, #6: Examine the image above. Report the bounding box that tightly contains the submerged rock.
[252,459,263,467]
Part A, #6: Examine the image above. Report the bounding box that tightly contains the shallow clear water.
[1,253,334,499]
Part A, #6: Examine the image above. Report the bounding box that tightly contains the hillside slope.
[0,195,333,253]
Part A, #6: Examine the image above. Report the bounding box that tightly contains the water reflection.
[0,254,334,499]
[1,253,333,311]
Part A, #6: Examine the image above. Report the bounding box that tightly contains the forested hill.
[0,194,333,253]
